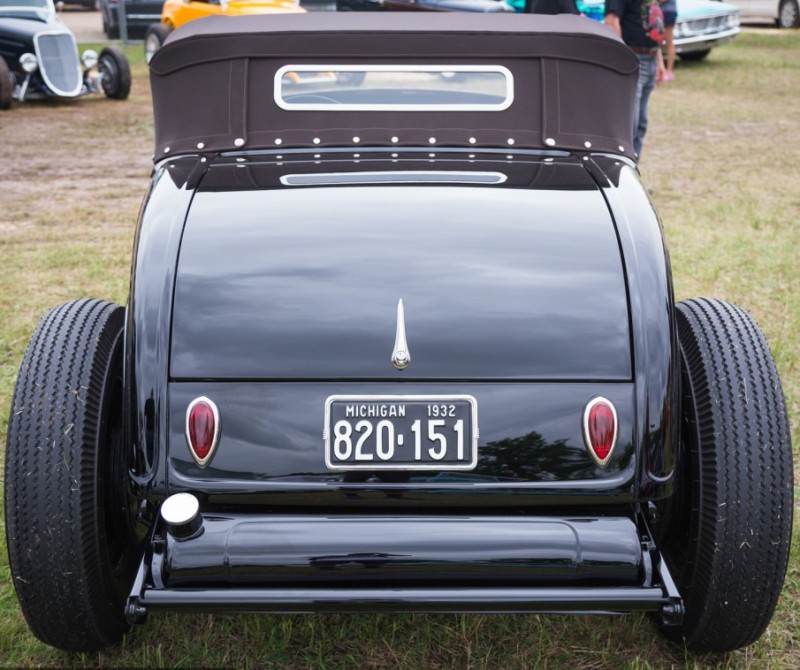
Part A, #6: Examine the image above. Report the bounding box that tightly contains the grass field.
[1,30,798,669]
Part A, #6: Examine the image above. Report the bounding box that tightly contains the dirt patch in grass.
[0,92,152,227]
[0,48,151,382]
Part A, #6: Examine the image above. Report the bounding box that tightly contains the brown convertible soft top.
[150,13,639,160]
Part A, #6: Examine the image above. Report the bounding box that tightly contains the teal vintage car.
[574,0,741,61]
[507,0,740,61]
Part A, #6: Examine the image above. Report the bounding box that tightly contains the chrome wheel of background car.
[654,298,793,653]
[99,46,131,100]
[778,0,800,28]
[4,299,141,651]
[145,23,173,65]
[0,55,12,110]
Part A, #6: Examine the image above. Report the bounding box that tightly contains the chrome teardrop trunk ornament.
[391,299,411,370]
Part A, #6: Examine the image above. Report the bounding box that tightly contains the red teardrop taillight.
[186,396,220,468]
[582,397,618,467]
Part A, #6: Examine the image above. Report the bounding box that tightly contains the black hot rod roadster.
[0,0,130,109]
[4,13,793,654]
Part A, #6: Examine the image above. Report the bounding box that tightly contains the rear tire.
[99,47,131,100]
[656,298,793,652]
[145,23,172,64]
[4,299,139,651]
[0,55,12,110]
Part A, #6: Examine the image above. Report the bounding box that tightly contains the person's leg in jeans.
[633,54,657,158]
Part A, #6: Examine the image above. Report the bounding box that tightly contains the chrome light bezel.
[19,52,38,74]
[185,396,221,468]
[81,49,98,70]
[582,396,619,468]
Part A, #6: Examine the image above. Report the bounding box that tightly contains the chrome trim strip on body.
[675,27,739,48]
[279,171,508,186]
[274,64,514,112]
[33,29,82,97]
[323,394,479,471]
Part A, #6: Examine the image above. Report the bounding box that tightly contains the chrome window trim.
[33,29,82,97]
[279,171,509,186]
[274,64,514,112]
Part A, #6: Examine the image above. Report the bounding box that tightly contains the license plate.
[324,395,478,470]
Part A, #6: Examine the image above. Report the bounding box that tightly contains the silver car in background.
[726,0,799,28]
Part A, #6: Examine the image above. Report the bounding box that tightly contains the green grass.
[1,32,799,669]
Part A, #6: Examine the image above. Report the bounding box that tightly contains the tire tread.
[4,299,129,651]
[668,298,793,652]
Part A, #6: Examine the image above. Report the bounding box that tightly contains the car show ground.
[58,6,791,43]
[59,1,337,40]
[61,8,107,40]
[0,21,798,670]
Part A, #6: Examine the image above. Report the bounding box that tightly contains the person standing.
[661,0,678,81]
[604,0,665,159]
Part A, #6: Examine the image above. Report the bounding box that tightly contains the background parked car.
[337,0,739,62]
[725,0,799,28]
[63,0,99,8]
[336,0,514,10]
[100,0,165,39]
[575,0,741,61]
[145,0,304,62]
[0,0,130,109]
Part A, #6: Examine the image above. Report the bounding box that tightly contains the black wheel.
[99,46,131,100]
[4,299,141,651]
[679,49,710,62]
[145,23,172,64]
[778,0,799,28]
[0,55,12,110]
[656,298,793,652]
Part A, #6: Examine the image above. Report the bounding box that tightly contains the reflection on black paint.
[475,430,597,481]
[168,381,636,495]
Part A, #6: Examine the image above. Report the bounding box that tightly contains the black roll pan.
[127,513,683,621]
[164,515,642,587]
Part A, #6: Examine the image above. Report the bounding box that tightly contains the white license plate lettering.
[354,420,374,461]
[428,404,457,418]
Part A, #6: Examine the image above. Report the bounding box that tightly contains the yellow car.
[145,0,305,63]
